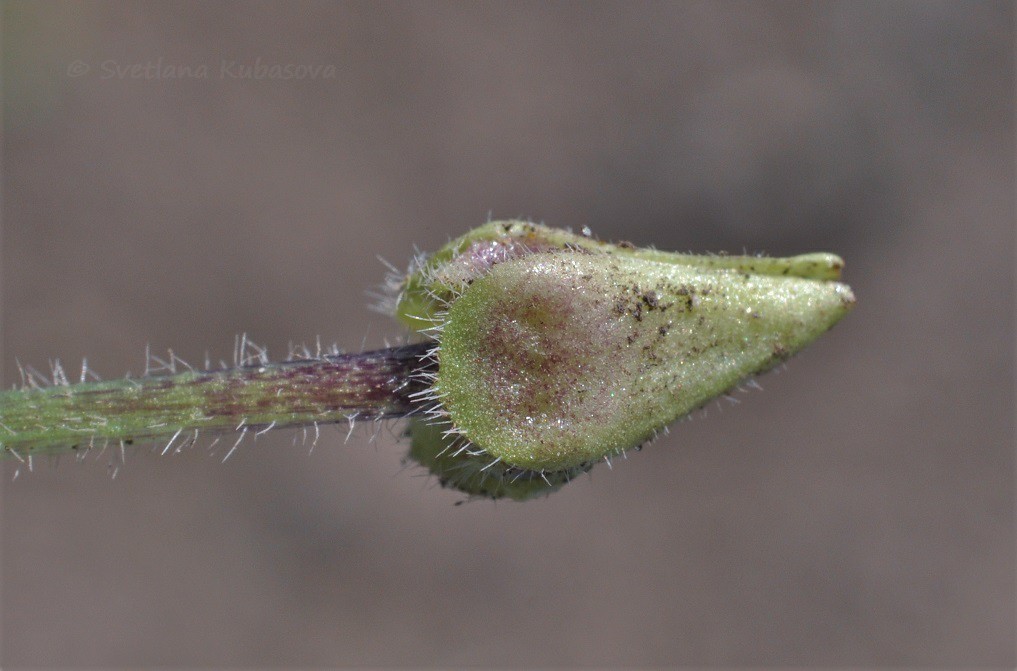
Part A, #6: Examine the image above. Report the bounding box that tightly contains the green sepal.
[406,418,590,501]
[434,249,854,472]
[394,220,846,331]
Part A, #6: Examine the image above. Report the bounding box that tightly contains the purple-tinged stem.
[0,343,433,458]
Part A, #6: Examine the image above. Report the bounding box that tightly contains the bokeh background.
[2,1,1013,667]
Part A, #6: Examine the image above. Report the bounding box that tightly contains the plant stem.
[0,343,432,458]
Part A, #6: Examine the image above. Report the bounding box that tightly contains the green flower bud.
[398,221,854,499]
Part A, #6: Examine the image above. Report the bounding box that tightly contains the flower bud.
[397,222,854,499]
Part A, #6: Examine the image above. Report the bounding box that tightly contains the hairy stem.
[0,343,432,458]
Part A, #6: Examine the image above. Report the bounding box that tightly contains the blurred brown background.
[1,1,1013,667]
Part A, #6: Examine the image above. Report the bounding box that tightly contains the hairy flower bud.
[397,221,854,499]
